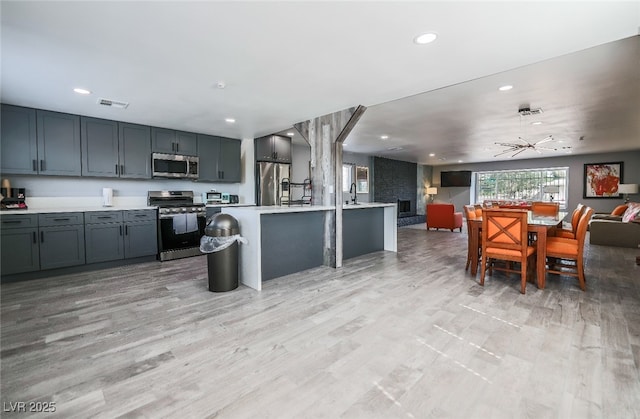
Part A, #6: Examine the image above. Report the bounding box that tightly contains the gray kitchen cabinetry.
[36,110,82,176]
[197,134,241,182]
[84,211,125,263]
[255,135,291,163]
[81,118,152,179]
[81,117,119,177]
[38,213,85,270]
[0,214,39,275]
[1,105,38,175]
[84,210,157,262]
[152,127,197,156]
[119,123,152,178]
[123,210,158,258]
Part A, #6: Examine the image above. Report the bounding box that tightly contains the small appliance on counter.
[203,191,223,205]
[203,191,239,205]
[0,188,28,210]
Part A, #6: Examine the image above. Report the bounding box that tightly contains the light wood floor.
[2,226,639,418]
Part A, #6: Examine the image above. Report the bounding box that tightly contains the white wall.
[238,138,256,204]
[291,143,311,182]
[342,151,371,203]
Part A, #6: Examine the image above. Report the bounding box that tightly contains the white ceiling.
[2,2,639,165]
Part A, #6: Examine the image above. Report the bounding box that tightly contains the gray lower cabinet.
[85,210,157,263]
[123,210,157,258]
[1,105,38,175]
[0,214,39,275]
[38,213,85,270]
[36,110,82,176]
[85,211,125,263]
[152,127,197,156]
[197,134,241,182]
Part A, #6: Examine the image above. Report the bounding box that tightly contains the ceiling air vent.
[518,107,543,116]
[97,98,129,109]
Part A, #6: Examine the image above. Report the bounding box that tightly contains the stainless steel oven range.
[148,190,206,261]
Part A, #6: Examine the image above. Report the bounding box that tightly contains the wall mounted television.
[440,170,472,187]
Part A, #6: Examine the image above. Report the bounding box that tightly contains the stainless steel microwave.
[152,153,199,179]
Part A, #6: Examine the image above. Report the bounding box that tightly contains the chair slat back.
[463,205,476,220]
[531,201,560,216]
[575,206,594,253]
[482,209,528,252]
[570,203,586,232]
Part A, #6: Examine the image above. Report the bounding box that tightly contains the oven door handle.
[159,213,206,220]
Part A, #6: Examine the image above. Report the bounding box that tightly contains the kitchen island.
[222,203,396,290]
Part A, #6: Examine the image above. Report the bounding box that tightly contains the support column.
[295,105,366,268]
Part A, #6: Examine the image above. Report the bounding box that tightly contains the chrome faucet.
[349,182,357,205]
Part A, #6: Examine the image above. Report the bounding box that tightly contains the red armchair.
[426,203,463,232]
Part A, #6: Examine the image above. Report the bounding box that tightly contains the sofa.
[426,203,463,232]
[589,203,640,248]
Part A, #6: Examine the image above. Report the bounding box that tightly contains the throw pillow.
[611,204,628,216]
[621,203,640,223]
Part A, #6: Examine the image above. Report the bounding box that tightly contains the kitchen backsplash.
[5,175,243,203]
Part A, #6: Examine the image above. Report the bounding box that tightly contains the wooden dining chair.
[553,203,585,239]
[545,206,594,290]
[463,205,481,271]
[480,209,536,294]
[531,201,560,217]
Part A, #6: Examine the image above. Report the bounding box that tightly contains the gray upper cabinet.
[175,131,197,155]
[1,105,38,175]
[119,123,151,179]
[255,135,291,163]
[81,116,119,177]
[152,127,197,156]
[82,118,151,179]
[36,110,82,176]
[197,135,241,182]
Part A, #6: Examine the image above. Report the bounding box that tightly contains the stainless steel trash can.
[205,213,239,292]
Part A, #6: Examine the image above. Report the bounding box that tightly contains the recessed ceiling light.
[216,81,226,89]
[380,135,389,140]
[225,118,236,123]
[531,121,543,125]
[429,153,435,157]
[414,32,438,44]
[286,132,295,136]
[498,85,513,91]
[73,88,91,95]
[458,160,463,163]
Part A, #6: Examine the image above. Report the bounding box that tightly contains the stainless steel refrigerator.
[256,162,291,206]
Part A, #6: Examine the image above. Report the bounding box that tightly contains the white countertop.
[205,203,255,208]
[221,202,395,215]
[1,205,157,215]
[223,205,335,214]
[342,202,396,210]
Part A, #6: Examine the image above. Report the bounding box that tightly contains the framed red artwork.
[584,162,623,198]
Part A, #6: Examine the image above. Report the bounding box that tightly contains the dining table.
[469,211,567,289]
